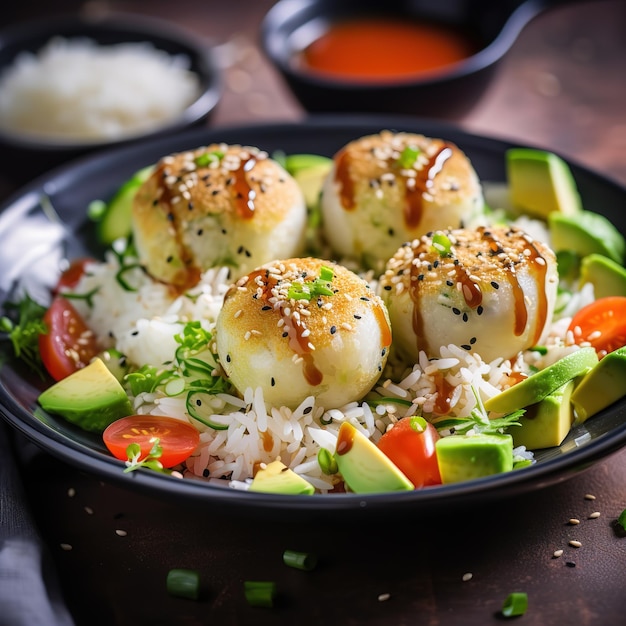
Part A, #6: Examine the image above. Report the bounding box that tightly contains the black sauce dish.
[261,0,569,118]
[0,13,222,184]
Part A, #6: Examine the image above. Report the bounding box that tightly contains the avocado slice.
[284,154,333,211]
[334,422,414,493]
[579,253,626,298]
[38,358,133,433]
[484,347,598,414]
[435,434,514,483]
[570,345,626,424]
[284,153,332,176]
[248,459,315,495]
[98,164,154,245]
[512,380,575,450]
[506,148,581,218]
[549,210,626,265]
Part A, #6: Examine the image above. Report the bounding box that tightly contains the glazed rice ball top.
[320,130,484,270]
[132,143,307,289]
[216,257,392,409]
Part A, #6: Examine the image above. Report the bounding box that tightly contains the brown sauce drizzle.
[336,424,354,455]
[334,143,453,231]
[432,372,455,415]
[261,429,274,452]
[231,156,258,220]
[373,302,393,347]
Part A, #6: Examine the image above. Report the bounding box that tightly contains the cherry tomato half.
[377,416,442,488]
[54,257,96,293]
[103,415,200,468]
[39,296,100,381]
[568,296,626,357]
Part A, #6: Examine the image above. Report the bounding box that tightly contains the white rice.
[0,37,200,141]
[67,248,587,492]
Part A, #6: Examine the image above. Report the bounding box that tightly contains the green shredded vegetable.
[396,145,421,169]
[618,509,626,531]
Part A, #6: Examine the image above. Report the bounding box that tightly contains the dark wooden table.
[2,1,626,625]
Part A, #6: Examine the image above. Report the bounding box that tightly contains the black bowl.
[0,13,222,184]
[1,115,625,520]
[261,0,557,118]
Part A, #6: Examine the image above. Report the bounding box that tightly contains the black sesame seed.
[152,199,159,206]
[470,337,477,344]
[330,325,337,334]
[446,280,454,287]
[245,249,251,258]
[354,314,362,319]
[166,255,174,263]
[196,398,202,407]
[202,469,210,478]
[271,377,276,387]
[477,305,484,315]
[262,305,272,311]
[282,331,289,338]
[167,213,174,221]
[303,406,313,414]
[418,274,425,281]
[197,229,204,236]
[452,307,461,315]
[237,245,244,254]
[491,281,500,289]
[462,312,469,322]
[381,347,387,357]
[383,285,392,291]
[360,297,370,301]
[433,260,439,268]
[566,562,576,568]
[131,330,139,336]
[212,189,219,196]
[461,344,471,350]
[388,228,395,236]
[222,228,227,235]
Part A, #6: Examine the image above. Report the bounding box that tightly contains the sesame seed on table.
[1,1,626,625]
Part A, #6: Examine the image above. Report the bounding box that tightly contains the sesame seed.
[330,325,337,334]
[60,543,73,551]
[553,549,564,558]
[584,494,596,500]
[569,518,580,525]
[589,511,601,519]
[462,573,473,582]
[566,561,576,568]
[491,281,499,289]
[569,540,582,548]
[67,488,76,498]
[115,529,128,537]
[84,506,94,515]
[377,593,391,602]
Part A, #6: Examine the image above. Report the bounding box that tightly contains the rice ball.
[132,144,307,289]
[320,130,485,270]
[379,225,559,363]
[216,257,392,409]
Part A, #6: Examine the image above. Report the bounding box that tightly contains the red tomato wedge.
[39,296,100,381]
[54,257,96,292]
[568,296,626,357]
[103,415,200,468]
[377,416,442,488]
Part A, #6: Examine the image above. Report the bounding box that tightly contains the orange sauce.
[299,17,477,82]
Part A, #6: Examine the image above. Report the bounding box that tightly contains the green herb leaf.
[0,293,48,378]
[123,438,168,474]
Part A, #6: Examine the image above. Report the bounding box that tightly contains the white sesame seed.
[67,488,76,498]
[553,549,564,558]
[569,540,582,548]
[569,518,580,525]
[462,573,473,582]
[377,593,391,602]
[584,494,596,500]
[115,529,128,537]
[589,511,601,519]
[84,506,94,515]
[60,543,73,551]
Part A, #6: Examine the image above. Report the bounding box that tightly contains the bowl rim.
[0,11,222,151]
[260,0,546,89]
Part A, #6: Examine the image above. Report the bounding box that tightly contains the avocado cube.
[38,358,133,433]
[512,380,575,450]
[435,434,513,484]
[506,148,581,218]
[248,459,315,495]
[571,346,626,424]
[334,422,414,494]
[549,211,625,265]
[579,253,626,298]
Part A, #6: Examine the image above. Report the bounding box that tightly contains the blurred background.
[1,0,625,188]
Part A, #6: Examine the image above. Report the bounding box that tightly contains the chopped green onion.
[319,265,334,281]
[317,448,338,475]
[166,568,201,600]
[194,150,224,167]
[115,263,144,292]
[502,592,528,617]
[396,146,421,169]
[87,199,106,221]
[530,345,548,355]
[367,396,413,407]
[164,377,186,397]
[618,509,626,531]
[431,232,453,256]
[408,416,428,433]
[61,287,99,308]
[244,581,276,608]
[282,550,317,571]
